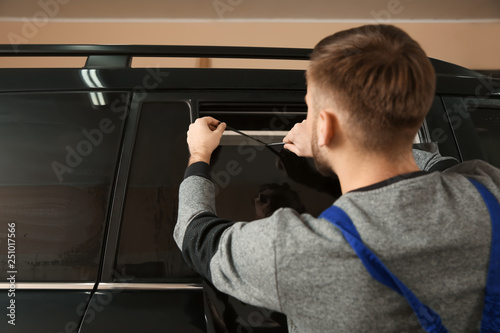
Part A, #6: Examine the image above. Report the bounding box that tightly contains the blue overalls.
[319,178,500,332]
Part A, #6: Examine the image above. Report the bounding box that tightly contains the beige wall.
[1,21,499,70]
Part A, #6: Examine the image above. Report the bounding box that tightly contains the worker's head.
[305,24,435,175]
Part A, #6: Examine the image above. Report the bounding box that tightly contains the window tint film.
[0,92,126,282]
[443,97,500,167]
[114,101,196,281]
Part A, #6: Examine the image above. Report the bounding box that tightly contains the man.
[174,25,500,332]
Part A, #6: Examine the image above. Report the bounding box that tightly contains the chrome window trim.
[0,282,203,291]
[203,111,306,116]
[221,130,288,146]
[222,130,288,137]
[0,282,95,290]
[97,283,203,291]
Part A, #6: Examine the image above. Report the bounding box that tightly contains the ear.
[317,110,337,147]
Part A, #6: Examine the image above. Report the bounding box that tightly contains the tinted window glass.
[200,102,335,218]
[0,92,126,282]
[443,97,500,167]
[212,135,336,222]
[114,101,196,281]
[115,100,337,281]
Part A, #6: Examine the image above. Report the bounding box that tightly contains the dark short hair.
[307,24,436,152]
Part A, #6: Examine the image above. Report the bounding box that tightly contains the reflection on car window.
[114,101,197,281]
[211,144,336,222]
[0,92,125,282]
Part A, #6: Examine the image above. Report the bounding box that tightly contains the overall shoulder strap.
[466,178,500,333]
[319,206,448,333]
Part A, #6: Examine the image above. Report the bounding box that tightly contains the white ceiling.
[0,0,499,21]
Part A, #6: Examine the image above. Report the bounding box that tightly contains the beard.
[311,122,336,177]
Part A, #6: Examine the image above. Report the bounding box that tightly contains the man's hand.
[283,120,313,157]
[187,117,226,165]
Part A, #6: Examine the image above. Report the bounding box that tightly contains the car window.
[442,96,500,167]
[202,101,336,221]
[0,92,126,282]
[114,101,197,282]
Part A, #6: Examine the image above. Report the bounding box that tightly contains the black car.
[0,45,499,333]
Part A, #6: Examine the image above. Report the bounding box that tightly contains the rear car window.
[0,92,126,282]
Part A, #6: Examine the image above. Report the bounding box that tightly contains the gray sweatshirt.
[174,151,500,332]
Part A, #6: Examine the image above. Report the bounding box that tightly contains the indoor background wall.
[0,0,499,71]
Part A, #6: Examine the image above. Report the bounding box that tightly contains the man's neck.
[334,150,420,194]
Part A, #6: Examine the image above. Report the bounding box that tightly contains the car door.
[79,93,206,333]
[0,91,127,333]
[78,88,336,333]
